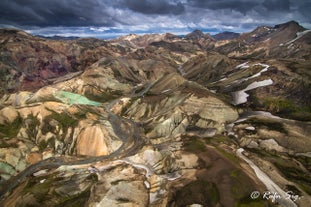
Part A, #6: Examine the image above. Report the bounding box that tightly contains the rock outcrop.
[76,122,122,156]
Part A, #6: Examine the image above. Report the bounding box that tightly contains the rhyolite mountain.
[0,29,127,94]
[0,21,310,207]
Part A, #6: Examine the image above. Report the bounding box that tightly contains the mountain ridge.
[212,31,240,40]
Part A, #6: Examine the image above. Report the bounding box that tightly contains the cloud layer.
[0,0,310,37]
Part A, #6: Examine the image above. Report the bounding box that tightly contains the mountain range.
[0,20,310,207]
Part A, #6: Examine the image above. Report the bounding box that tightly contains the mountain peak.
[186,29,205,39]
[190,29,204,35]
[185,29,214,41]
[274,20,306,31]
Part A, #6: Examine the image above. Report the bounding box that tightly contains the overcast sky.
[0,0,310,38]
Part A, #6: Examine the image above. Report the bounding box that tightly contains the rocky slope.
[212,31,240,41]
[214,21,311,59]
[0,29,127,95]
[0,21,311,207]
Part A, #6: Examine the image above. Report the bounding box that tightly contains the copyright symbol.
[250,191,261,199]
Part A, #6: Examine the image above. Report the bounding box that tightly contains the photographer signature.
[250,190,302,202]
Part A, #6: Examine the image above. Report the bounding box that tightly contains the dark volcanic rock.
[212,31,240,41]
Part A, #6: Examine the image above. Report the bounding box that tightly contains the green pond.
[54,91,102,106]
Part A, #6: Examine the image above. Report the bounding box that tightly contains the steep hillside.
[214,21,311,59]
[0,29,127,94]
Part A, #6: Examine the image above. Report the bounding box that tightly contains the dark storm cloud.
[188,0,292,14]
[0,0,113,26]
[0,0,185,27]
[188,0,260,14]
[262,0,290,11]
[298,2,311,21]
[121,0,185,15]
[0,0,310,37]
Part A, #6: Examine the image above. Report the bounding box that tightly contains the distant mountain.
[0,28,126,94]
[214,20,311,59]
[185,29,214,40]
[212,31,240,40]
[36,35,80,40]
[111,33,181,48]
[238,20,306,45]
[184,29,215,49]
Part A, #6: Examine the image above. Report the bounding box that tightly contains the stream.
[237,148,297,207]
[0,96,146,199]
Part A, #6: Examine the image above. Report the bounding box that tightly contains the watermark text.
[250,191,302,202]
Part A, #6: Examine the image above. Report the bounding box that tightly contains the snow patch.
[235,111,282,123]
[243,79,273,91]
[161,89,172,94]
[231,79,273,105]
[33,169,48,177]
[211,62,252,84]
[218,77,228,82]
[222,63,270,87]
[144,181,150,189]
[254,63,269,73]
[233,63,269,85]
[231,90,249,105]
[285,30,311,45]
[245,126,255,131]
[237,148,297,207]
[235,62,249,69]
